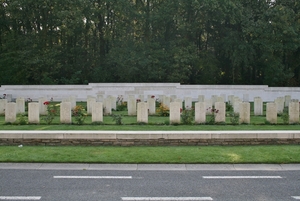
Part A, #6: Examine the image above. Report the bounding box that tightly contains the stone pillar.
[16,98,25,114]
[148,98,156,115]
[195,102,206,124]
[60,102,71,124]
[266,103,277,124]
[215,102,226,123]
[170,102,181,124]
[137,102,148,123]
[28,102,39,124]
[103,98,112,115]
[5,102,16,123]
[87,97,96,115]
[38,97,47,115]
[127,95,136,116]
[289,101,299,124]
[0,99,7,115]
[92,102,103,123]
[198,95,205,102]
[239,102,250,124]
[184,97,192,109]
[254,97,263,116]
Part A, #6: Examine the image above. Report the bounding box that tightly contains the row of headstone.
[1,95,299,124]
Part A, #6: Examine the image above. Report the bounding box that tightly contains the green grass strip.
[0,145,299,164]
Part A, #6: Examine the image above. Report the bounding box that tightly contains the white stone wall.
[1,83,300,102]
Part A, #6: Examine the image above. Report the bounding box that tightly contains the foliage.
[281,108,289,124]
[228,112,240,125]
[72,105,87,125]
[181,107,194,125]
[0,0,299,86]
[42,101,59,124]
[16,113,28,125]
[156,104,169,117]
[111,114,123,125]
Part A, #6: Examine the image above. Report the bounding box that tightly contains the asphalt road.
[0,164,300,201]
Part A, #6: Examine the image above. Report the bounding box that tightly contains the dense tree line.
[0,0,299,86]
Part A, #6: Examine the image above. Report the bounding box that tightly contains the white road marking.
[0,196,41,200]
[121,197,213,201]
[203,176,282,179]
[53,176,132,179]
[292,196,300,200]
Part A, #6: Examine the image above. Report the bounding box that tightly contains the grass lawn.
[0,145,299,164]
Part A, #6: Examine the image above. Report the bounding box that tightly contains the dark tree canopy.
[0,0,299,86]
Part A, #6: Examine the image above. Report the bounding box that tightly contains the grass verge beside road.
[0,145,299,164]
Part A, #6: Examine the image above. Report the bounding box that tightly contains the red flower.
[136,99,141,102]
[180,108,183,113]
[151,95,155,98]
[43,101,50,105]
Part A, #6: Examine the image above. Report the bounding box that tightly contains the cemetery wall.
[0,83,300,102]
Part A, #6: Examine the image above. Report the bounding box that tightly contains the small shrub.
[228,112,239,125]
[157,104,169,116]
[226,102,233,112]
[181,107,194,125]
[42,101,59,124]
[112,114,123,125]
[72,105,87,125]
[16,113,28,125]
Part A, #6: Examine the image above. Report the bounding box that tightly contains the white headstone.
[289,101,299,124]
[16,98,25,114]
[103,98,112,115]
[195,102,206,124]
[215,102,226,123]
[148,98,156,115]
[266,103,277,124]
[184,97,192,109]
[92,102,103,123]
[239,102,250,124]
[137,102,148,123]
[39,97,47,115]
[0,99,7,115]
[127,95,136,116]
[28,102,39,124]
[60,102,71,124]
[5,102,16,123]
[87,97,96,115]
[198,95,205,102]
[170,102,181,124]
[254,97,263,116]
